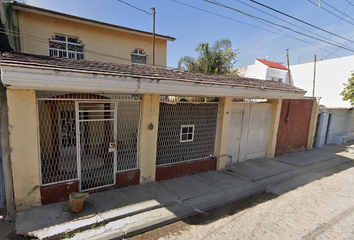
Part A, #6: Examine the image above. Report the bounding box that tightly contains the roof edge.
[12,2,176,42]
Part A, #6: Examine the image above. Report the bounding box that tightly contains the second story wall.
[17,10,168,67]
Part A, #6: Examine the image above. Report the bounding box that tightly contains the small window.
[180,125,195,143]
[49,35,84,60]
[131,48,147,66]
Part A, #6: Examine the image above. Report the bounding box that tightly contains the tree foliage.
[177,38,239,75]
[341,73,354,105]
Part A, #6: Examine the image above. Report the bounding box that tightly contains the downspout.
[0,61,16,219]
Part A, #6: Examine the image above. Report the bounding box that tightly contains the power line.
[170,0,340,57]
[307,0,354,26]
[247,0,354,44]
[320,0,354,23]
[117,0,152,15]
[232,0,349,55]
[320,1,350,59]
[344,0,354,7]
[202,0,354,52]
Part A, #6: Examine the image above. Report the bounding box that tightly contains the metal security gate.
[78,101,117,191]
[38,93,141,192]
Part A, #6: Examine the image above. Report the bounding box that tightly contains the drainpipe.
[0,68,16,219]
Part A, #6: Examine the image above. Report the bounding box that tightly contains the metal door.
[227,110,244,164]
[77,101,117,191]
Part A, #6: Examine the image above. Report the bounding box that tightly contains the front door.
[77,101,117,191]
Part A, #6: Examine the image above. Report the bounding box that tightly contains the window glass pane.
[133,49,139,54]
[54,35,66,41]
[49,41,66,50]
[68,44,84,52]
[182,127,188,133]
[188,127,193,133]
[131,54,147,64]
[181,134,187,141]
[188,134,193,140]
[68,37,79,44]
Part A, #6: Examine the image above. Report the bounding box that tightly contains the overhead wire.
[231,0,349,55]
[117,0,152,15]
[320,1,350,59]
[309,0,354,23]
[202,0,354,52]
[344,0,354,7]
[307,0,354,26]
[247,0,354,44]
[170,0,341,57]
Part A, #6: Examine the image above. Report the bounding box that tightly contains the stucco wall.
[291,55,354,108]
[7,89,41,210]
[18,11,167,67]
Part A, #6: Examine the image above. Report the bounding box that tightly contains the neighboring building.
[1,2,175,67]
[290,55,354,147]
[291,55,354,108]
[238,58,290,84]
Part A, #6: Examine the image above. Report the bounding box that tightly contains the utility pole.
[151,7,156,67]
[313,55,317,97]
[286,49,291,85]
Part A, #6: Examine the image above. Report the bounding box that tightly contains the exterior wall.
[265,67,288,83]
[138,94,159,183]
[275,99,313,156]
[265,99,282,158]
[244,61,268,79]
[7,89,41,210]
[18,11,167,67]
[349,111,354,141]
[321,109,352,145]
[215,97,232,170]
[291,55,354,108]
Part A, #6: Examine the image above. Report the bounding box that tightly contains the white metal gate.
[78,101,117,191]
[227,102,272,164]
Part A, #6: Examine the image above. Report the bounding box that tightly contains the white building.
[291,55,354,108]
[290,55,354,147]
[238,58,290,84]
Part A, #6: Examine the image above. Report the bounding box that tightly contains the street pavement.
[1,143,353,239]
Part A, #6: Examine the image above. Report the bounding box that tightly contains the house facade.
[0,3,316,216]
[1,2,175,67]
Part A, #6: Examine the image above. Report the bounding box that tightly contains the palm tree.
[177,38,238,75]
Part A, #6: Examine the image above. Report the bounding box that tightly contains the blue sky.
[25,0,354,68]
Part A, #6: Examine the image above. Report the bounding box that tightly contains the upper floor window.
[131,49,147,66]
[49,35,84,60]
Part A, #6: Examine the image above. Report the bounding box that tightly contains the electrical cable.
[171,0,341,57]
[202,0,354,52]
[307,0,354,26]
[309,0,354,24]
[117,0,152,15]
[231,0,349,57]
[247,0,354,44]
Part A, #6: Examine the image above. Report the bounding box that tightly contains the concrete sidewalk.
[11,143,354,240]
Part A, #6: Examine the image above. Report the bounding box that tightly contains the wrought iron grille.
[156,102,219,166]
[37,92,141,186]
[38,99,78,185]
[79,102,115,191]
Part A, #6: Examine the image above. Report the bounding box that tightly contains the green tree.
[177,38,239,75]
[341,73,354,105]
